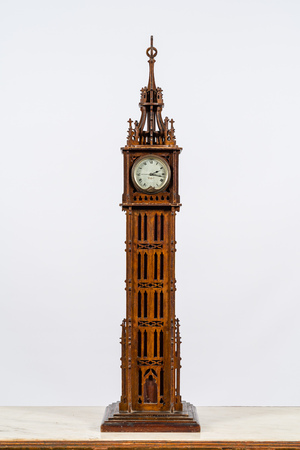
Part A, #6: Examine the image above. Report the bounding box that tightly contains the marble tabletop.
[0,406,300,442]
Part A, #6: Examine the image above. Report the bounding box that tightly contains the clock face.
[131,155,171,193]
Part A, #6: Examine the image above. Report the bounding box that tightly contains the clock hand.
[140,172,162,176]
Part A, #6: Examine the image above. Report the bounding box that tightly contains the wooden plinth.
[101,401,200,432]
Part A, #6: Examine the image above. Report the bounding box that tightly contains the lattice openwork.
[138,320,164,327]
[138,282,163,289]
[138,359,163,366]
[119,206,181,412]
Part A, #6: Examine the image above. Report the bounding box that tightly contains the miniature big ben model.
[101,37,200,432]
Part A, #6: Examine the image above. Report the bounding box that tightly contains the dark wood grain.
[101,401,200,432]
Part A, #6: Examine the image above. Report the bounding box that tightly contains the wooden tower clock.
[101,37,200,432]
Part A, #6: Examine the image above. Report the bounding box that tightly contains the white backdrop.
[1,0,300,406]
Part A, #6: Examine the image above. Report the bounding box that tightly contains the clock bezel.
[131,155,171,193]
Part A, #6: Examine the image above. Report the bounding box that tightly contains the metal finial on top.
[146,35,157,61]
[146,35,157,92]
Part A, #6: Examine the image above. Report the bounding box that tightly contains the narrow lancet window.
[160,369,164,396]
[138,330,142,357]
[154,330,157,357]
[144,331,147,357]
[154,213,158,241]
[160,214,164,241]
[139,369,142,396]
[154,253,158,279]
[144,253,147,279]
[160,292,164,318]
[160,330,163,357]
[160,253,164,280]
[144,292,147,318]
[137,253,141,279]
[138,291,142,317]
[154,291,158,318]
[144,214,147,240]
[138,214,142,240]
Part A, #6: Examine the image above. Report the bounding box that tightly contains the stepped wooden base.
[101,401,200,432]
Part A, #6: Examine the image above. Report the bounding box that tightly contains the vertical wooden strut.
[101,37,200,432]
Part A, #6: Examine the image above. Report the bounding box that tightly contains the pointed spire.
[146,35,157,92]
[126,36,176,146]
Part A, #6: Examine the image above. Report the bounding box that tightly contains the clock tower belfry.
[101,37,200,432]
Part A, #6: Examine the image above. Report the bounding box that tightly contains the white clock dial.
[132,155,171,193]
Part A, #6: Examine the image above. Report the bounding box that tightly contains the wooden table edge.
[1,441,300,449]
